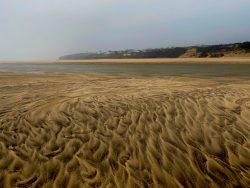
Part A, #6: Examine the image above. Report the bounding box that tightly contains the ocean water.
[0,63,250,77]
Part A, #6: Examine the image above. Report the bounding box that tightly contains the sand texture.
[0,73,250,187]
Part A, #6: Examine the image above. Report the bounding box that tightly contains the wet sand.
[0,72,250,187]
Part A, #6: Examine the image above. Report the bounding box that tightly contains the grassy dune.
[0,73,250,187]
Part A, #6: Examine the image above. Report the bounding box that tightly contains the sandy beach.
[0,72,249,187]
[1,0,250,186]
[1,57,250,65]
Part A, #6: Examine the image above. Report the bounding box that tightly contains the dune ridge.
[0,73,250,187]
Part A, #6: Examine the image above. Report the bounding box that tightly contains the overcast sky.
[1,0,250,60]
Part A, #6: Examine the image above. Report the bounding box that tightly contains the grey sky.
[1,0,250,60]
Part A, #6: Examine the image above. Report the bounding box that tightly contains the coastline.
[1,57,250,64]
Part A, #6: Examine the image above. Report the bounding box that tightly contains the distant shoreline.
[59,41,250,60]
[1,57,250,64]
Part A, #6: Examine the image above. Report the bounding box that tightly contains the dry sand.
[0,72,250,187]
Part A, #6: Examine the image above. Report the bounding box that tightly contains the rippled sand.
[0,72,250,188]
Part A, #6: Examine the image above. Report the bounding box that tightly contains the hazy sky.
[1,0,250,60]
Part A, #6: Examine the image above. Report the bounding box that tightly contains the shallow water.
[0,63,250,77]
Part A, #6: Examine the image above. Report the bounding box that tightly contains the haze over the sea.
[1,0,250,60]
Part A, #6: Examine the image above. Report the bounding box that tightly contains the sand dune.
[0,73,250,187]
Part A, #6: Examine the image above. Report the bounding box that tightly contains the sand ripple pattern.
[0,73,250,188]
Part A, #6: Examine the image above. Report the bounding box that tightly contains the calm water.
[0,63,250,77]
